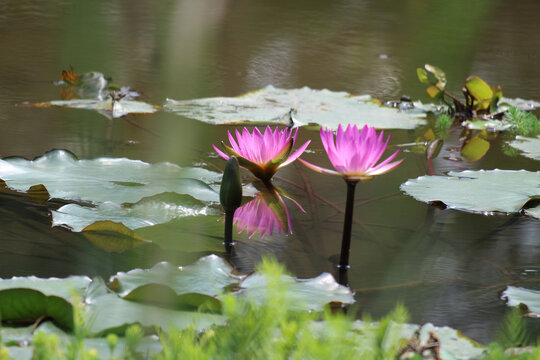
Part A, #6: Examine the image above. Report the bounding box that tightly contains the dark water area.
[1,0,540,343]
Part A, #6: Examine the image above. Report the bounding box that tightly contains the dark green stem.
[224,209,235,247]
[339,180,358,269]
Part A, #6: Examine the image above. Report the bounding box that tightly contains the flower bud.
[220,156,242,213]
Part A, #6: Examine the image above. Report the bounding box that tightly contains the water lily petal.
[280,140,311,168]
[298,158,341,176]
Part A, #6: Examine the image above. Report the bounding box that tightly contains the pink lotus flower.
[298,124,403,181]
[213,126,311,182]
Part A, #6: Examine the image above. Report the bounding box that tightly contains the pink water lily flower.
[213,126,311,182]
[298,124,403,181]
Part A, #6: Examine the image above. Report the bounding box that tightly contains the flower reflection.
[234,185,299,240]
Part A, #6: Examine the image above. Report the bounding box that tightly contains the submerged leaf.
[460,135,490,162]
[82,220,150,253]
[401,169,540,219]
[165,86,426,130]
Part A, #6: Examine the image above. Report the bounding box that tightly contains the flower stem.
[339,180,357,269]
[224,209,235,247]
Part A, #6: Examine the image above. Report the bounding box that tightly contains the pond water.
[1,0,540,344]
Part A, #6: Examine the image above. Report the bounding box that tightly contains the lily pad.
[499,97,540,111]
[400,169,540,219]
[238,272,354,311]
[501,286,540,315]
[52,193,211,232]
[85,277,226,335]
[0,150,221,205]
[165,85,426,130]
[108,255,241,309]
[30,98,157,118]
[508,136,540,160]
[462,119,514,131]
[0,276,91,329]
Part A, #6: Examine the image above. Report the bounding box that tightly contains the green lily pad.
[462,119,514,131]
[499,97,540,111]
[400,169,540,219]
[108,255,241,309]
[501,286,540,315]
[32,98,157,118]
[508,136,540,161]
[238,272,354,311]
[85,277,227,335]
[0,150,220,205]
[52,193,211,232]
[2,320,162,359]
[353,321,485,360]
[165,86,426,130]
[0,276,91,329]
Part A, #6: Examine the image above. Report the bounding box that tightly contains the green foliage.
[434,114,453,139]
[496,309,529,348]
[505,107,540,137]
[417,64,502,117]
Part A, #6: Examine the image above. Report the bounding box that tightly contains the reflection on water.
[0,0,539,343]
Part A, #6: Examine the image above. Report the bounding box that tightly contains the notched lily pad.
[401,169,540,219]
[165,85,426,130]
[508,136,540,161]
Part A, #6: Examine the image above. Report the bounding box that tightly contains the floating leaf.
[508,136,540,161]
[1,322,161,360]
[109,255,241,309]
[165,86,426,130]
[460,135,490,162]
[29,98,157,118]
[400,169,540,219]
[0,276,91,329]
[501,286,540,315]
[238,272,354,311]
[84,277,226,335]
[52,193,210,232]
[462,119,514,131]
[0,149,220,205]
[499,97,540,111]
[81,221,150,253]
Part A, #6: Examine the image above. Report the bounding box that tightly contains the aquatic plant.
[417,64,502,117]
[220,156,243,247]
[212,126,310,183]
[299,124,403,270]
